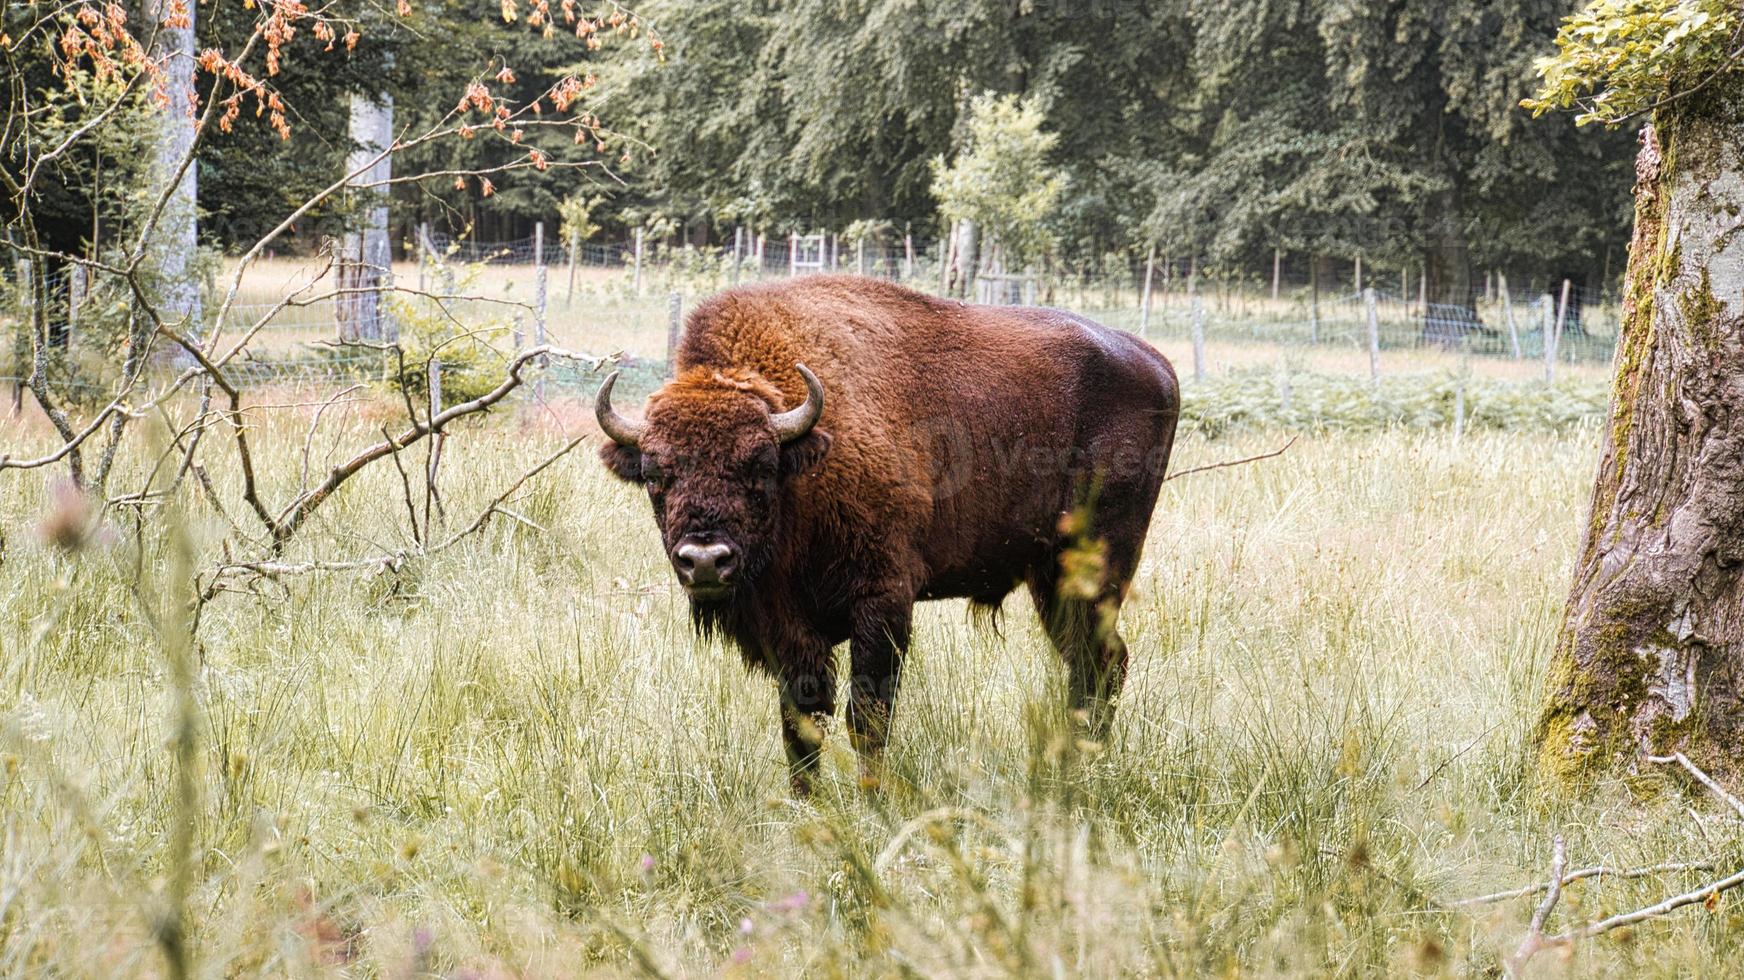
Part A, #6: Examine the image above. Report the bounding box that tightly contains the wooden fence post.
[1271,246,1281,302]
[68,261,87,342]
[566,228,580,303]
[1365,287,1381,384]
[790,232,799,278]
[1550,278,1572,380]
[732,226,744,287]
[1309,256,1320,344]
[1139,243,1156,337]
[1542,294,1557,382]
[533,221,547,328]
[1190,269,1205,382]
[1500,272,1521,359]
[633,227,644,297]
[667,291,683,378]
[1355,253,1363,295]
[904,231,914,280]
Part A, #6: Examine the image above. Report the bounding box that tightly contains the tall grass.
[1,409,1738,977]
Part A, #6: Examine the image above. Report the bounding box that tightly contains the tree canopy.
[11,0,1647,294]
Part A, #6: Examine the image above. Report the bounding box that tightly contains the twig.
[1165,436,1296,482]
[1414,721,1502,792]
[1504,834,1566,977]
[1647,752,1744,821]
[1454,859,1721,907]
[381,425,423,549]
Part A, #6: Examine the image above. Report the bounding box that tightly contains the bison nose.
[674,539,737,589]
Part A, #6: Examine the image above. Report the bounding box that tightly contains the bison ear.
[599,442,645,483]
[779,429,831,479]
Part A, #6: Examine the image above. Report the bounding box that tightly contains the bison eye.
[641,459,667,487]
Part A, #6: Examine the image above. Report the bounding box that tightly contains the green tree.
[931,94,1066,279]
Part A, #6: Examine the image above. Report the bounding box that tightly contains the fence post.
[666,291,683,378]
[732,226,744,287]
[1500,272,1521,359]
[1551,278,1571,379]
[1365,287,1381,384]
[1418,268,1427,313]
[790,233,799,277]
[1309,257,1320,344]
[1190,269,1205,382]
[1355,253,1363,296]
[633,227,644,297]
[904,231,914,280]
[1272,246,1281,302]
[68,261,87,341]
[1139,243,1155,336]
[534,220,547,323]
[418,221,429,295]
[1542,294,1557,382]
[566,228,580,302]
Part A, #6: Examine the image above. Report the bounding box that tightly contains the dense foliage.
[11,1,1649,295]
[1523,0,1742,124]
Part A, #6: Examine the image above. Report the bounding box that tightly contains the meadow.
[5,382,1741,977]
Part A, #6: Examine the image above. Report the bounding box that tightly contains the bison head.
[595,364,831,602]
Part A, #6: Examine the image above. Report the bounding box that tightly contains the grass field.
[4,393,1740,976]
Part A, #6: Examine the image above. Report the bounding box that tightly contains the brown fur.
[600,275,1179,792]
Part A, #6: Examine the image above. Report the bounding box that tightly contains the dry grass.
[2,393,1739,977]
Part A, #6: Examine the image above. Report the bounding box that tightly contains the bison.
[595,275,1178,792]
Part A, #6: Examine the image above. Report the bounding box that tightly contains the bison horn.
[594,371,646,447]
[770,364,824,444]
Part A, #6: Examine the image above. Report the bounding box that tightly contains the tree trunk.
[340,90,394,342]
[1538,78,1744,784]
[148,0,200,342]
[1423,187,1475,311]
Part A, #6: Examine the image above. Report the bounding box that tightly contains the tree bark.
[1538,76,1744,784]
[1423,186,1475,311]
[148,0,201,341]
[340,90,394,342]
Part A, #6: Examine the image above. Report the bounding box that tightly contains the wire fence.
[4,233,1622,421]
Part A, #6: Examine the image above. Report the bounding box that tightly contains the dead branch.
[1534,865,1744,951]
[1165,436,1296,482]
[1647,752,1744,821]
[1504,834,1567,978]
[202,427,592,597]
[1454,859,1721,908]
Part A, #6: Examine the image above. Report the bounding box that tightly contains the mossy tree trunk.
[1538,75,1744,783]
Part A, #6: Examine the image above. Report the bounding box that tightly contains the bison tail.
[967,596,1006,636]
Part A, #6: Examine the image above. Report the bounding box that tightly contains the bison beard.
[598,276,1179,794]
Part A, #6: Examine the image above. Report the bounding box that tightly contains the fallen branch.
[1534,865,1744,950]
[1647,752,1744,821]
[1504,834,1567,977]
[1454,858,1721,907]
[1165,436,1296,482]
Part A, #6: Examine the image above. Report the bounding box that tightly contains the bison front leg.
[777,655,837,797]
[847,599,913,791]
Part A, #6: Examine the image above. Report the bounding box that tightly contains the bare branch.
[1454,859,1721,908]
[1165,436,1297,482]
[1647,752,1744,821]
[1504,834,1567,978]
